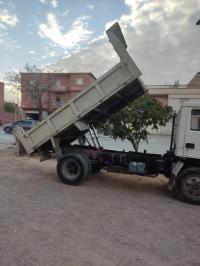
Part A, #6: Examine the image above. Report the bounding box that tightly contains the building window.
[56,96,61,105]
[30,80,36,85]
[190,109,200,131]
[54,79,66,91]
[53,95,63,107]
[55,79,61,87]
[76,78,83,85]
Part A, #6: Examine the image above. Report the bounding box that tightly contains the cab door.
[184,108,200,159]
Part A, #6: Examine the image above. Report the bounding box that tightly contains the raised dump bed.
[14,22,145,155]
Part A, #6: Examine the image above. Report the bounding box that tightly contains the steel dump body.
[14,23,145,154]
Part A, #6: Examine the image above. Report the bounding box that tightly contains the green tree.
[104,94,173,152]
[4,102,16,113]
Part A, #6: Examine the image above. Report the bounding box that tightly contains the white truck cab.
[174,103,200,159]
[168,103,200,204]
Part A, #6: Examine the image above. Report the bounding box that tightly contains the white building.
[147,73,200,135]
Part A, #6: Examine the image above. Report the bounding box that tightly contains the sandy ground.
[0,127,15,150]
[0,146,199,266]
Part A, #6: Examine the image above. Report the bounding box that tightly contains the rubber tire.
[175,167,200,205]
[4,127,11,133]
[57,153,89,185]
[62,152,92,179]
[79,153,92,179]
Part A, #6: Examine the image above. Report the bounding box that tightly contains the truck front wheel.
[175,167,200,205]
[57,153,89,185]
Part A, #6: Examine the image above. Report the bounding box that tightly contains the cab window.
[190,109,200,131]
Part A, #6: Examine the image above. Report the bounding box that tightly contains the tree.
[104,94,173,152]
[173,79,180,88]
[4,63,52,121]
[4,102,16,113]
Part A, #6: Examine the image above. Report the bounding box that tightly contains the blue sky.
[0,0,127,80]
[1,0,200,101]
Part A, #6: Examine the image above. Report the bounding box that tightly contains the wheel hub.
[182,176,200,201]
[62,160,80,180]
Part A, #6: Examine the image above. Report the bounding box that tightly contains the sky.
[0,0,200,101]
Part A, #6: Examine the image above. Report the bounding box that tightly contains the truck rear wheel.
[57,153,89,185]
[175,167,200,205]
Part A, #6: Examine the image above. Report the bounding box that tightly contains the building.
[148,73,200,111]
[21,72,96,120]
[18,71,200,133]
[0,82,22,124]
[147,72,200,134]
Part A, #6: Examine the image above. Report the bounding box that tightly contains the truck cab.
[169,103,200,204]
[174,104,200,159]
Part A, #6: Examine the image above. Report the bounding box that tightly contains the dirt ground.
[0,147,199,266]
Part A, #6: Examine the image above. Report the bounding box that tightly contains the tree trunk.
[38,101,43,121]
[129,138,139,152]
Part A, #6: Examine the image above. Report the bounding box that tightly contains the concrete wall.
[0,111,22,125]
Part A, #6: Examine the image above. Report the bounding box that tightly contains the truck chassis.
[40,122,200,205]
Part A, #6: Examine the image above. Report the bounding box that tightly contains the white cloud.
[38,14,92,49]
[62,9,69,17]
[0,9,18,26]
[42,37,116,75]
[118,0,200,83]
[39,0,58,8]
[0,9,20,52]
[0,36,21,51]
[39,13,61,42]
[50,0,58,8]
[87,4,94,10]
[48,50,57,57]
[44,0,200,84]
[0,23,7,30]
[28,50,37,55]
[4,82,20,103]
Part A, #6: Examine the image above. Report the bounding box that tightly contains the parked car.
[3,120,37,133]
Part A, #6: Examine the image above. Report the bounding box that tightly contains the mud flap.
[168,161,184,191]
[168,174,176,192]
[15,138,27,156]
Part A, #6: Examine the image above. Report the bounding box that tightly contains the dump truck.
[14,22,200,205]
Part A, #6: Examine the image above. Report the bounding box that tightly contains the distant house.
[148,73,200,111]
[147,72,200,135]
[20,72,96,120]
